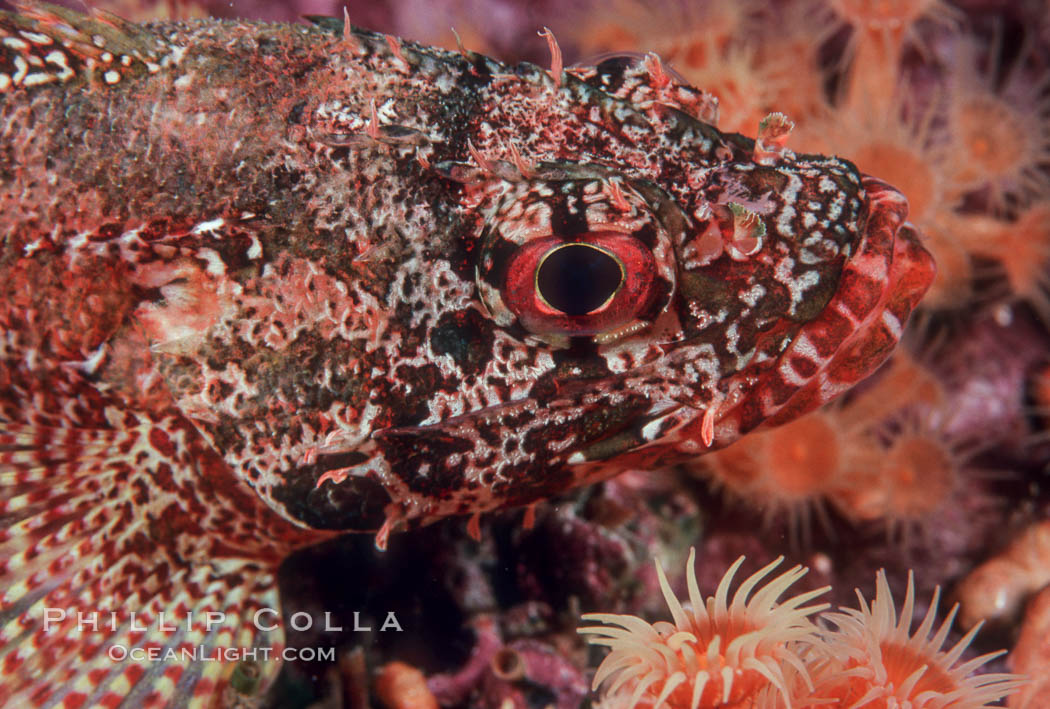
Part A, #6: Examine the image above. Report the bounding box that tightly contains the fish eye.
[535,243,624,316]
[499,232,658,338]
[474,176,680,345]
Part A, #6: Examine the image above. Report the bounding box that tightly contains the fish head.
[130,35,935,536]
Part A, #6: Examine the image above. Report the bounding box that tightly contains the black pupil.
[536,244,623,316]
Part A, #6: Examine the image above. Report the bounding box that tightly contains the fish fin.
[0,405,315,706]
[566,53,721,126]
[0,2,171,93]
[302,14,346,34]
[1,208,328,706]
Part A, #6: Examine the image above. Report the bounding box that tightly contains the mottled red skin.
[0,4,933,706]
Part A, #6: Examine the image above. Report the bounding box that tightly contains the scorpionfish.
[0,3,934,706]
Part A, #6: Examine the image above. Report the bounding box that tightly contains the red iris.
[501,232,657,336]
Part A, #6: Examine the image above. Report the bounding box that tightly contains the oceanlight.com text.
[107,645,336,663]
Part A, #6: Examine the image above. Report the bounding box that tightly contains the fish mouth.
[715,174,936,435]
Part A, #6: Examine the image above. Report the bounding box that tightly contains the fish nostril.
[535,243,624,316]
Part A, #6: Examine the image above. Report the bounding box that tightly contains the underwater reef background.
[10,0,1049,706]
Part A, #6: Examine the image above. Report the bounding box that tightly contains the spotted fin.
[0,2,171,92]
[0,312,320,707]
[0,414,281,707]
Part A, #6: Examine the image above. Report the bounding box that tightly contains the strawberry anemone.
[826,0,961,115]
[830,411,978,547]
[580,558,1024,709]
[943,36,1050,212]
[695,409,878,548]
[814,570,1026,708]
[955,203,1050,327]
[578,550,829,709]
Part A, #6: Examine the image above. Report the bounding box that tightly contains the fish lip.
[859,174,936,294]
[861,175,910,219]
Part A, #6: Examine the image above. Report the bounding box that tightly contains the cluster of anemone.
[690,350,982,547]
[555,0,1050,324]
[579,550,1024,709]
